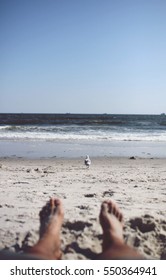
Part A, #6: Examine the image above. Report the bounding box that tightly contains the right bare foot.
[99,200,144,259]
[99,200,124,251]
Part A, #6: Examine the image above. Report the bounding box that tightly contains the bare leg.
[26,198,64,259]
[99,200,144,259]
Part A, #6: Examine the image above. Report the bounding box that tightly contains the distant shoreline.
[1,139,166,159]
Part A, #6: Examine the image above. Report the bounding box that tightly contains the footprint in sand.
[84,194,96,198]
[102,190,114,197]
[77,205,90,210]
[129,216,156,233]
[64,221,92,231]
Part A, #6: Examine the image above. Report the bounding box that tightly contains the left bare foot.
[26,198,64,259]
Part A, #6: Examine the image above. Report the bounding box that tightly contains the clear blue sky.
[0,0,166,114]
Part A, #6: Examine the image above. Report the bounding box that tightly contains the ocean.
[0,113,166,158]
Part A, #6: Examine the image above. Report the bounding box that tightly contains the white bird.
[84,155,91,168]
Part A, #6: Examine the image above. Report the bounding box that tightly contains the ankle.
[103,230,124,245]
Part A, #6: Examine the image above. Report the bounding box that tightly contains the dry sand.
[0,156,166,259]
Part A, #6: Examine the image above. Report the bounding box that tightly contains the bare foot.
[27,198,64,259]
[99,200,124,251]
[99,200,144,259]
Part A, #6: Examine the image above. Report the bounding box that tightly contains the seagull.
[84,155,91,168]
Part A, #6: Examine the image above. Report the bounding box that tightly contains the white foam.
[0,124,166,142]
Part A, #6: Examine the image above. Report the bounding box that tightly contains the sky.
[0,0,166,114]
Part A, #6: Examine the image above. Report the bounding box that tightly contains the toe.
[107,200,114,213]
[101,201,109,212]
[118,212,123,222]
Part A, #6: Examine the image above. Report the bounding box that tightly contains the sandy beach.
[0,156,166,259]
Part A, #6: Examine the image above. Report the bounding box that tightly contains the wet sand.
[0,157,166,259]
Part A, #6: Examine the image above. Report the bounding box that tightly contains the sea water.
[0,113,166,158]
